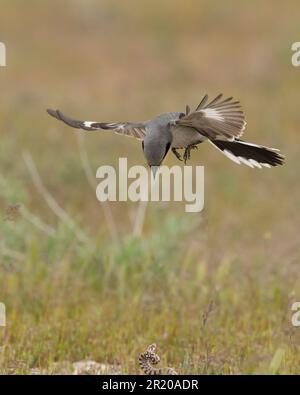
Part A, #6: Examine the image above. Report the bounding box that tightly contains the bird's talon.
[183,144,198,164]
[172,148,183,161]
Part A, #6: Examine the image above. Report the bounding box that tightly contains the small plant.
[138,344,178,375]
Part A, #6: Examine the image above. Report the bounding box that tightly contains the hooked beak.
[151,166,159,179]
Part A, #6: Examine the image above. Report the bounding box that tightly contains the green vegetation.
[0,0,299,374]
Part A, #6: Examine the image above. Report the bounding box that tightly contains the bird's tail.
[209,139,285,168]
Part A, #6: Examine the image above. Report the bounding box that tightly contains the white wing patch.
[83,121,126,130]
[83,121,96,128]
[201,108,225,122]
[176,95,247,140]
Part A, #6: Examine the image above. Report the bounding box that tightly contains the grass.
[0,0,300,374]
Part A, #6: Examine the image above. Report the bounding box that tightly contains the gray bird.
[47,94,284,177]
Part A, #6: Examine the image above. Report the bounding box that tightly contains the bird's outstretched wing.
[47,109,147,140]
[175,94,246,140]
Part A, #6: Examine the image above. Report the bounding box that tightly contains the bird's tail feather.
[209,139,285,168]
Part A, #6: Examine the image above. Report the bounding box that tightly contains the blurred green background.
[0,0,300,374]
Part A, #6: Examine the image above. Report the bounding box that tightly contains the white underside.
[171,125,205,148]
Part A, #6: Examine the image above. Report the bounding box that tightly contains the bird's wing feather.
[47,109,147,140]
[175,94,246,140]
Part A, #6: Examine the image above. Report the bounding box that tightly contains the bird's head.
[142,137,171,179]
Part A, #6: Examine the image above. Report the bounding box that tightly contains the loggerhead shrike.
[47,94,285,177]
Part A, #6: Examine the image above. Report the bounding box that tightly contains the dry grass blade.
[20,206,56,237]
[133,200,148,237]
[22,150,89,243]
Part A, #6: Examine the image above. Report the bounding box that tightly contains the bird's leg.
[183,144,198,164]
[171,148,183,162]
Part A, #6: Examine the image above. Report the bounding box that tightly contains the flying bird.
[47,94,285,177]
